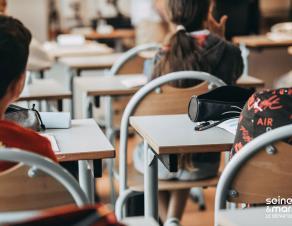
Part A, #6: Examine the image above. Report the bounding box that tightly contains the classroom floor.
[96,135,216,226]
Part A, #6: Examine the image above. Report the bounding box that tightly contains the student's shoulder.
[207,33,241,54]
[0,120,49,144]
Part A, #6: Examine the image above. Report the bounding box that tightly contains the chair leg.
[107,158,116,205]
[190,188,206,211]
[115,189,142,220]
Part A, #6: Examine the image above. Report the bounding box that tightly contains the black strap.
[31,104,46,131]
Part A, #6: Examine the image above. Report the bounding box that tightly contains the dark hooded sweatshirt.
[202,33,244,84]
[152,33,244,86]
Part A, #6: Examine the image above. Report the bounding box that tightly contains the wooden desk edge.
[232,36,292,48]
[56,149,115,162]
[158,144,233,155]
[18,94,72,101]
[85,29,135,40]
[88,88,138,97]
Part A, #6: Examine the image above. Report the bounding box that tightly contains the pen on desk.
[196,121,222,131]
[195,117,239,131]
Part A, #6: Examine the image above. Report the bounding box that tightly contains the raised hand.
[207,0,228,39]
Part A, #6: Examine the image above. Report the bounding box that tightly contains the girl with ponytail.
[134,1,243,225]
[153,0,243,86]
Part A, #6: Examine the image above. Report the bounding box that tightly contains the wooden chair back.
[116,55,145,75]
[228,141,292,204]
[133,82,209,116]
[0,164,74,211]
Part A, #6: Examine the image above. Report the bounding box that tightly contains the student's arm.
[207,0,228,39]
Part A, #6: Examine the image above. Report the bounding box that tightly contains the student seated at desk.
[231,87,292,157]
[133,0,243,225]
[0,15,56,171]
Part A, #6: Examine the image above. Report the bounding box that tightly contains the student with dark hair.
[133,0,243,225]
[0,15,56,171]
[153,0,243,85]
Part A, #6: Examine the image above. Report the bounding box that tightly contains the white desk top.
[19,79,71,101]
[74,74,145,96]
[130,114,234,155]
[236,76,265,88]
[43,42,113,59]
[58,53,123,70]
[44,119,115,162]
[218,207,292,226]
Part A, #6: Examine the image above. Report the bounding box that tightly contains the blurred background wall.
[7,0,49,42]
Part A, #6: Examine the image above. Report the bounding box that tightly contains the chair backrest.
[134,82,209,116]
[116,55,145,75]
[0,148,89,211]
[108,43,161,130]
[108,43,161,76]
[214,125,292,226]
[118,71,226,194]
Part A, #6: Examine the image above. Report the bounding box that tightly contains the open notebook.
[40,134,60,153]
[216,118,239,135]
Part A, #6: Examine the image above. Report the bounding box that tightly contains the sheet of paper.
[41,134,60,153]
[121,76,148,88]
[40,112,71,129]
[217,118,239,135]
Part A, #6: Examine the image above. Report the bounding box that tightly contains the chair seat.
[127,164,220,192]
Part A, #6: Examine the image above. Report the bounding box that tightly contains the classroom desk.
[44,119,115,203]
[85,29,135,41]
[233,35,292,49]
[130,114,234,221]
[59,53,122,115]
[218,207,292,226]
[233,35,292,76]
[73,74,143,120]
[43,41,113,59]
[18,79,72,111]
[236,75,265,88]
[85,29,135,51]
[74,74,263,119]
[59,53,123,75]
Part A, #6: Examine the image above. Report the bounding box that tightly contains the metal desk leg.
[78,160,95,204]
[104,96,116,205]
[144,140,158,221]
[240,43,250,77]
[73,80,89,119]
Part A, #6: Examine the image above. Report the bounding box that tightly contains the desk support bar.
[240,43,250,77]
[144,140,158,221]
[79,160,95,204]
